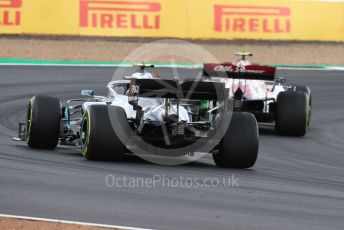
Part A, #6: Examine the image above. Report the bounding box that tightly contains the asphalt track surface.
[0,66,343,230]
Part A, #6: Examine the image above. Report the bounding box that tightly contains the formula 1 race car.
[13,64,259,168]
[203,52,311,136]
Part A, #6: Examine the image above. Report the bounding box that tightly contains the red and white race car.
[203,52,311,136]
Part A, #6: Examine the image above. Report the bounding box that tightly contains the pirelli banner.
[1,0,344,41]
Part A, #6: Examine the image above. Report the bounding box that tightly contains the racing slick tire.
[289,85,312,126]
[26,95,61,149]
[288,85,311,96]
[80,105,129,161]
[275,90,310,136]
[213,112,259,169]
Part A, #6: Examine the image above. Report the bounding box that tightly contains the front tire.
[26,95,61,149]
[81,105,129,160]
[213,112,259,169]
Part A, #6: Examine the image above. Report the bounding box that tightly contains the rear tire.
[288,85,312,127]
[288,85,311,96]
[275,91,310,136]
[80,105,129,160]
[213,112,259,168]
[26,95,61,149]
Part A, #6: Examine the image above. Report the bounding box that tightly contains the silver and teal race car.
[13,64,259,168]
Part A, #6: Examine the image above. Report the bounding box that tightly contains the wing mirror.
[81,90,94,97]
[271,77,286,92]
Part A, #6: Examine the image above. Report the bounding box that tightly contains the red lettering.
[92,13,97,27]
[154,15,160,29]
[286,19,290,32]
[0,0,22,8]
[214,5,291,33]
[233,18,245,32]
[131,14,141,29]
[275,19,283,33]
[117,14,127,28]
[143,15,152,29]
[262,19,272,33]
[248,18,259,32]
[15,11,19,25]
[0,1,22,27]
[214,5,224,32]
[224,18,230,31]
[101,14,113,28]
[3,11,13,25]
[80,0,161,29]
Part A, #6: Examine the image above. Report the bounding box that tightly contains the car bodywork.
[203,53,311,126]
[13,56,310,167]
[15,65,229,149]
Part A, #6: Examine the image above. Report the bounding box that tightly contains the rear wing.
[203,63,276,81]
[129,79,227,100]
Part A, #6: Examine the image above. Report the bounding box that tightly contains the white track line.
[0,214,155,230]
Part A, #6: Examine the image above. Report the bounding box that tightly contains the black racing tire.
[26,95,61,149]
[213,112,259,169]
[80,105,129,161]
[288,85,311,96]
[275,91,310,136]
[288,85,312,126]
